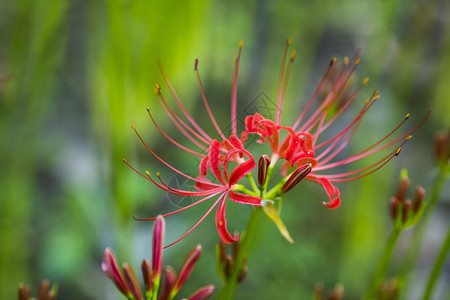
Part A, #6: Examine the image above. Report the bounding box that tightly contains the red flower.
[125,42,262,246]
[125,40,426,245]
[241,41,427,209]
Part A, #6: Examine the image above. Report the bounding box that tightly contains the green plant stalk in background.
[366,227,402,299]
[0,1,68,298]
[422,224,450,300]
[399,167,449,298]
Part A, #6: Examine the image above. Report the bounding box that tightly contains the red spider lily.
[124,42,262,247]
[241,40,427,209]
[125,40,426,246]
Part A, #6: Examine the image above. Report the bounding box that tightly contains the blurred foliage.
[0,0,449,299]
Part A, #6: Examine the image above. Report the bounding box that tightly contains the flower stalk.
[422,224,450,300]
[366,227,402,300]
[217,206,262,300]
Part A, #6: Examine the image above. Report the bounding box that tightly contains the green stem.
[399,168,449,297]
[366,227,402,299]
[422,224,450,300]
[217,207,262,300]
[246,173,259,194]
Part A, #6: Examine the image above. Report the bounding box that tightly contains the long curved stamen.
[314,95,379,163]
[318,108,406,164]
[292,57,337,130]
[313,77,370,139]
[299,58,360,134]
[163,192,227,248]
[155,84,210,147]
[231,41,243,137]
[122,159,223,196]
[153,172,224,195]
[314,140,409,180]
[277,51,296,126]
[317,110,429,170]
[146,108,205,157]
[314,90,380,150]
[325,145,405,182]
[316,135,412,171]
[195,59,226,141]
[158,62,212,142]
[133,190,224,222]
[276,38,291,126]
[131,125,216,185]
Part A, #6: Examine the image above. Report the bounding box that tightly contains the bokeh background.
[0,0,449,299]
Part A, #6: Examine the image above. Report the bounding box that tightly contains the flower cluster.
[102,216,214,300]
[389,169,426,228]
[18,280,58,300]
[125,39,424,246]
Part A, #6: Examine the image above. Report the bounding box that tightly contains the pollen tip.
[355,58,361,65]
[154,83,161,95]
[122,158,127,163]
[156,172,160,176]
[406,135,412,140]
[363,77,369,85]
[194,59,199,71]
[330,57,337,66]
[146,106,150,112]
[286,38,291,45]
[405,113,410,120]
[239,41,243,48]
[395,147,402,156]
[290,51,297,60]
[145,171,150,176]
[131,125,136,130]
[344,57,349,65]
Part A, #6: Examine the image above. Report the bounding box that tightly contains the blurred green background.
[0,0,449,299]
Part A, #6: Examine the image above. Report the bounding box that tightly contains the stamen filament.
[158,62,212,142]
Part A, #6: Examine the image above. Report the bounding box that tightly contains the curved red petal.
[199,156,208,176]
[208,140,226,185]
[228,157,256,186]
[194,176,219,191]
[229,190,261,206]
[215,195,238,244]
[318,177,341,209]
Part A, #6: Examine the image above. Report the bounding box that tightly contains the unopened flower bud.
[225,255,233,278]
[328,284,344,300]
[434,130,450,165]
[402,199,412,224]
[412,185,426,213]
[281,164,312,193]
[159,266,176,300]
[187,285,215,300]
[238,266,248,283]
[172,245,202,295]
[152,216,165,282]
[38,280,51,300]
[18,283,31,300]
[395,175,411,203]
[389,197,399,221]
[141,258,153,294]
[123,263,143,300]
[258,155,271,186]
[102,248,131,297]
